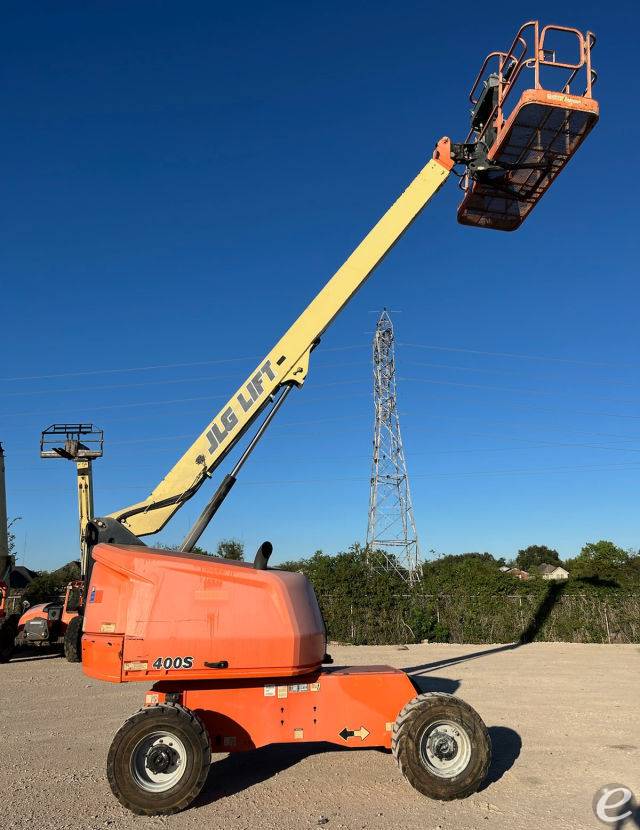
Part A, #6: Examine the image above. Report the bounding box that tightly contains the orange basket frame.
[457,21,598,231]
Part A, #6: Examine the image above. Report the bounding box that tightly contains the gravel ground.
[0,641,638,830]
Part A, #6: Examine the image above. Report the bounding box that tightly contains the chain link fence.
[9,590,637,645]
[318,593,640,645]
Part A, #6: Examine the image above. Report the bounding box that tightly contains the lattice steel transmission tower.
[366,310,421,582]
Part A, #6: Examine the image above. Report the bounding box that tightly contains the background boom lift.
[14,425,103,662]
[80,21,598,816]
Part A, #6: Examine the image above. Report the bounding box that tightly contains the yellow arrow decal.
[339,726,370,741]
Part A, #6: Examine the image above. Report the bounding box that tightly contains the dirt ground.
[0,641,638,830]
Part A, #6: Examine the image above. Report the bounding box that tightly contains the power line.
[7,355,640,402]
[8,365,640,421]
[0,360,370,399]
[240,460,640,483]
[15,439,640,474]
[409,410,640,444]
[7,386,640,447]
[12,460,640,494]
[9,416,640,462]
[399,375,640,407]
[4,411,372,455]
[0,380,369,420]
[0,344,368,384]
[4,336,637,387]
[1,356,259,383]
[405,360,640,390]
[461,397,640,423]
[0,371,244,399]
[398,342,637,370]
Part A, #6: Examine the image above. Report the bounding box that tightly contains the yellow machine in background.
[40,423,103,578]
[15,424,106,662]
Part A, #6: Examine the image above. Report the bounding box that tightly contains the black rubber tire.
[0,618,17,663]
[392,692,491,800]
[63,615,82,663]
[107,703,210,816]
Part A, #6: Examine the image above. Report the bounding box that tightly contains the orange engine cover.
[82,544,326,684]
[18,602,60,629]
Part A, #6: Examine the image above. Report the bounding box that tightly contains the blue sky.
[2,1,638,570]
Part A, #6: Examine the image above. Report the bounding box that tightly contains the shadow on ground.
[409,674,460,694]
[195,742,347,807]
[483,726,522,788]
[405,642,518,677]
[195,706,521,807]
[9,646,64,663]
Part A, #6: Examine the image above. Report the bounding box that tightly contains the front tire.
[392,692,491,800]
[63,615,82,662]
[107,703,210,815]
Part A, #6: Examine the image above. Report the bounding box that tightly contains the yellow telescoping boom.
[89,20,598,553]
[99,140,455,549]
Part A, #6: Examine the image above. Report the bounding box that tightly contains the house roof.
[507,567,529,577]
[539,563,562,574]
[9,565,39,589]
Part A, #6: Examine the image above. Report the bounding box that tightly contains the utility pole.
[0,443,10,580]
[366,310,421,583]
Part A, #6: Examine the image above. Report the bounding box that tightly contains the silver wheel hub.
[131,730,188,793]
[419,719,472,779]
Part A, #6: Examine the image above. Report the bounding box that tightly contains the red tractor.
[15,580,84,661]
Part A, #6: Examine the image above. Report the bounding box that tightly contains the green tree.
[421,552,511,596]
[216,538,244,561]
[158,543,211,555]
[568,540,630,581]
[628,551,640,577]
[280,543,416,645]
[515,545,562,572]
[6,517,20,571]
[578,540,628,567]
[22,560,81,604]
[269,543,640,644]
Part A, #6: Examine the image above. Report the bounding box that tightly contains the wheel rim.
[418,719,472,779]
[130,730,188,793]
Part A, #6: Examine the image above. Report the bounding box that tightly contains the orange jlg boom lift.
[81,22,598,815]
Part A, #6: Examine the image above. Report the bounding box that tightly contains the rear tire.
[63,615,82,663]
[392,692,491,800]
[0,618,17,663]
[107,703,210,815]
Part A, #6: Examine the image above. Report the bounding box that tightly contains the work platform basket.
[457,21,598,231]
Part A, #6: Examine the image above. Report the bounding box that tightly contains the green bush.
[22,561,81,605]
[280,542,640,645]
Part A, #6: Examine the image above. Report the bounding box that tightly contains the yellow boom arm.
[109,139,454,538]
